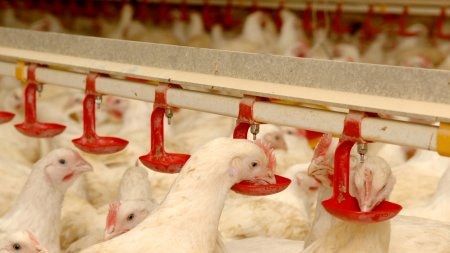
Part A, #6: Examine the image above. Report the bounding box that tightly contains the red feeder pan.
[139,107,190,173]
[232,175,291,196]
[72,73,128,154]
[322,112,402,223]
[0,111,15,124]
[139,84,190,173]
[15,65,66,138]
[231,96,291,196]
[72,95,128,154]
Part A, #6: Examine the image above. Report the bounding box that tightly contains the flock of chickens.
[0,2,450,253]
[2,2,450,69]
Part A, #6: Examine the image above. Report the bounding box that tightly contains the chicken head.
[253,124,288,151]
[42,148,92,191]
[229,140,277,185]
[307,133,338,186]
[103,96,129,120]
[350,155,396,212]
[104,200,156,240]
[0,231,48,253]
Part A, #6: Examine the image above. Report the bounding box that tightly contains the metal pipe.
[0,60,440,151]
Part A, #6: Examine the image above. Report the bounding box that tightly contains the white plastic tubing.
[0,61,439,151]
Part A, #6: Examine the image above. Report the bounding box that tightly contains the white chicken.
[82,158,127,209]
[80,137,276,253]
[401,165,450,223]
[269,163,320,218]
[219,163,317,240]
[0,231,48,253]
[361,33,387,64]
[306,134,450,252]
[216,137,394,253]
[0,8,28,29]
[367,143,409,168]
[102,96,151,156]
[104,164,159,240]
[29,13,66,33]
[248,124,287,151]
[332,43,361,62]
[0,148,92,253]
[275,10,306,55]
[185,12,212,48]
[168,112,235,154]
[98,160,318,242]
[306,28,333,60]
[123,10,182,45]
[273,127,314,174]
[225,237,303,253]
[212,11,272,53]
[60,192,106,252]
[390,149,450,207]
[0,88,40,166]
[305,148,395,252]
[0,158,31,216]
[102,4,134,39]
[219,196,309,240]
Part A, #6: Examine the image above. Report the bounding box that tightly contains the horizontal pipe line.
[0,61,439,152]
[139,0,449,16]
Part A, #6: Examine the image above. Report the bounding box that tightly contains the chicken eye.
[59,159,66,165]
[12,243,21,251]
[114,99,121,104]
[250,162,258,168]
[127,213,135,221]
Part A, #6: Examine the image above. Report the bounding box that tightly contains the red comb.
[255,139,276,172]
[313,133,333,159]
[106,200,121,232]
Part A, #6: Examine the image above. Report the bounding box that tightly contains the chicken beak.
[269,174,277,184]
[250,171,276,185]
[360,204,371,212]
[104,229,115,241]
[263,172,277,184]
[35,245,46,253]
[75,158,93,173]
[359,199,376,212]
[104,228,128,241]
[358,169,377,212]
